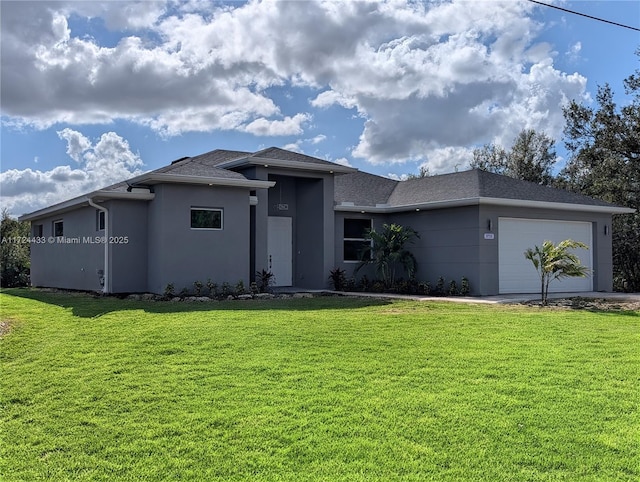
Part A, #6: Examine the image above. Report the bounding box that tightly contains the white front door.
[267,216,293,286]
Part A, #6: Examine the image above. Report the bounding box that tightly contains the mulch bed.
[521,297,640,312]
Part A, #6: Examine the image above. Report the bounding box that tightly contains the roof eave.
[18,191,156,222]
[335,197,635,214]
[479,197,635,214]
[130,173,275,189]
[219,157,356,174]
[335,198,480,213]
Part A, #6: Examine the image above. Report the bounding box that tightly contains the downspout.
[87,198,110,294]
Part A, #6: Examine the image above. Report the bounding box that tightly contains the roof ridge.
[250,146,340,166]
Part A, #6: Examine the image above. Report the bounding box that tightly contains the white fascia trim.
[219,157,356,174]
[130,173,275,189]
[335,198,480,213]
[18,191,155,222]
[479,197,635,214]
[335,197,635,214]
[91,191,155,201]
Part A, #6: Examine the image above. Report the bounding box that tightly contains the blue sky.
[1,0,639,216]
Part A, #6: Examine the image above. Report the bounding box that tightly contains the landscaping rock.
[255,293,274,299]
[293,292,313,298]
[237,294,253,300]
[127,294,141,301]
[141,293,156,301]
[169,297,182,302]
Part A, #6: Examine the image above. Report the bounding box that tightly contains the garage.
[498,218,593,294]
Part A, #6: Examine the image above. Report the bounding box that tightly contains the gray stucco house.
[20,147,633,295]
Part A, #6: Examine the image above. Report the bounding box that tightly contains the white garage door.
[498,218,593,294]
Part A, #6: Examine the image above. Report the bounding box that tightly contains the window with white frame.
[343,218,372,262]
[53,220,64,237]
[191,208,223,230]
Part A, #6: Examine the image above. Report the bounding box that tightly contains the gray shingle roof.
[153,157,247,180]
[335,170,398,206]
[387,170,480,206]
[100,150,618,210]
[250,146,340,167]
[337,169,618,208]
[182,149,252,166]
[475,169,614,206]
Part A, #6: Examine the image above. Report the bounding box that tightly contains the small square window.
[33,224,43,237]
[53,220,64,237]
[344,218,372,262]
[97,210,105,231]
[191,208,223,230]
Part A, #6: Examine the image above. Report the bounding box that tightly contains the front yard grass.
[1,289,638,481]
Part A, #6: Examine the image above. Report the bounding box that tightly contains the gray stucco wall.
[146,183,252,294]
[296,177,331,288]
[29,206,105,291]
[393,206,482,292]
[335,207,481,292]
[108,200,148,293]
[29,200,151,293]
[335,205,612,296]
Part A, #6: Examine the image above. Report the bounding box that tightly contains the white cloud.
[0,130,144,216]
[57,128,91,162]
[243,113,311,136]
[309,134,327,145]
[0,0,589,171]
[334,157,352,168]
[565,41,582,63]
[311,90,357,109]
[281,141,303,153]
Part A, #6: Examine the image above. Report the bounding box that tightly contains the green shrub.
[359,275,371,292]
[328,268,347,291]
[163,283,176,299]
[435,277,446,296]
[221,282,233,298]
[235,280,246,295]
[255,269,275,293]
[460,277,470,296]
[418,281,431,295]
[206,279,218,297]
[193,280,203,296]
[371,281,385,293]
[448,280,458,296]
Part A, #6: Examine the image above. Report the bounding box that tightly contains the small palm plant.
[524,239,589,305]
[357,223,419,289]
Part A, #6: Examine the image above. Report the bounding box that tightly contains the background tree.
[525,239,589,305]
[559,57,640,291]
[1,209,31,287]
[406,165,431,180]
[356,223,419,289]
[471,128,557,185]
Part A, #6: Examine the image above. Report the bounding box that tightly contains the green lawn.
[1,289,638,481]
